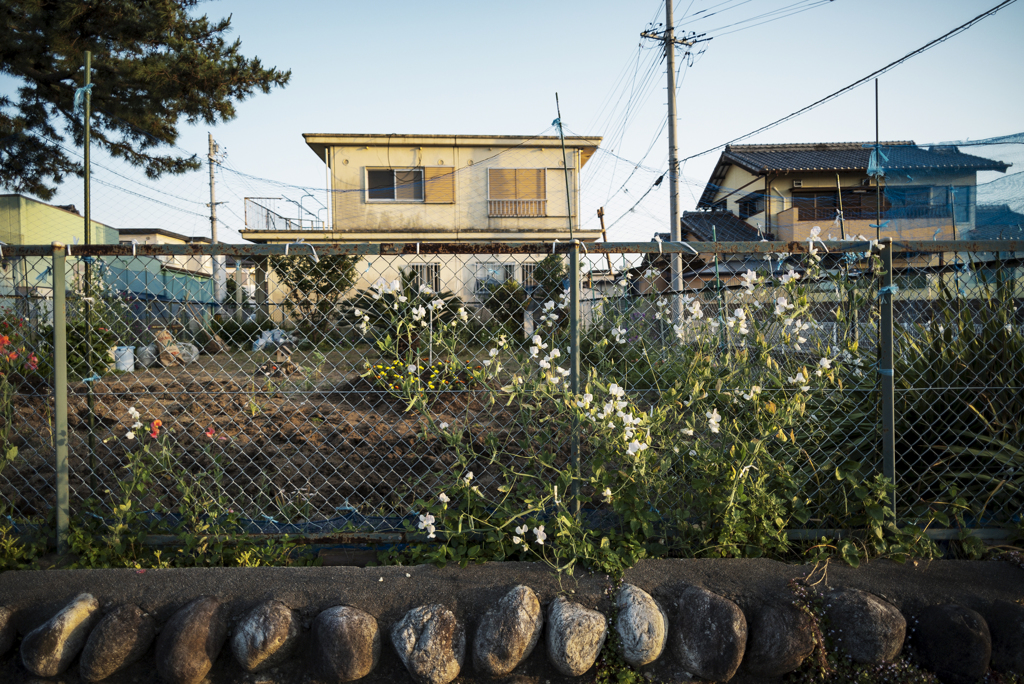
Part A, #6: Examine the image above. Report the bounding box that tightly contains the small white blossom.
[533,525,547,545]
[418,513,435,529]
[602,487,613,503]
[438,493,450,504]
[706,408,722,434]
[608,384,625,399]
[439,422,449,430]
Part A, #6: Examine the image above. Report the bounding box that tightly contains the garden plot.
[1,348,533,525]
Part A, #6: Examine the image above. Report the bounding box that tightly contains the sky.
[6,0,1024,243]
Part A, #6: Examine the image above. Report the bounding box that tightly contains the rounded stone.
[472,585,544,678]
[80,604,157,682]
[825,588,905,664]
[743,602,815,677]
[312,605,381,682]
[546,596,607,677]
[154,596,228,684]
[391,604,464,684]
[231,600,300,673]
[20,592,101,677]
[672,585,747,682]
[0,606,15,657]
[614,583,667,668]
[987,599,1024,673]
[915,603,991,684]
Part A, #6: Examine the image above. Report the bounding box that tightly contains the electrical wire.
[678,0,1019,165]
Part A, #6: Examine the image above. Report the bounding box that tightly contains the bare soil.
[1,350,530,526]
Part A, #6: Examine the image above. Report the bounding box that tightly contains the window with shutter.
[365,168,423,202]
[488,168,547,217]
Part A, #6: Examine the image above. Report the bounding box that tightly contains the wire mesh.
[1,241,1020,536]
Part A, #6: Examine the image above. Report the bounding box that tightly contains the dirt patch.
[1,356,531,526]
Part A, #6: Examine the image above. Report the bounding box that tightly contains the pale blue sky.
[6,0,1023,241]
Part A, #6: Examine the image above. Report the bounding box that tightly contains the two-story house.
[695,141,1010,262]
[240,133,601,308]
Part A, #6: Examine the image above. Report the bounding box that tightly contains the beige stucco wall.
[324,142,590,241]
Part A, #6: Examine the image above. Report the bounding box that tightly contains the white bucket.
[114,346,135,372]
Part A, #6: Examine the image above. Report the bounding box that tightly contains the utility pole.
[208,133,227,307]
[642,2,707,314]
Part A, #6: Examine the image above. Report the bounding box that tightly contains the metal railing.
[1,238,1020,548]
[487,199,547,217]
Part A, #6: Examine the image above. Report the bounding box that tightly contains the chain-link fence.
[1,239,1020,541]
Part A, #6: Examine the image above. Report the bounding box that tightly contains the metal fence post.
[878,237,897,518]
[569,240,581,519]
[52,242,70,554]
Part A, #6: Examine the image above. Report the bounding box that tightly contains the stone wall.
[0,559,1020,683]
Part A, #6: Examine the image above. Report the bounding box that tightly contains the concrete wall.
[0,195,119,246]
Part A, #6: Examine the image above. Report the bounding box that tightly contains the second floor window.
[367,168,423,201]
[488,169,547,217]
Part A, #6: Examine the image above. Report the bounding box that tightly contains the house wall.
[326,144,587,241]
[0,195,119,246]
[712,168,979,247]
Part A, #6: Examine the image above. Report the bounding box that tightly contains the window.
[474,262,516,295]
[488,169,546,217]
[737,192,765,220]
[882,186,971,223]
[407,263,441,293]
[367,168,423,201]
[793,190,888,221]
[521,263,538,291]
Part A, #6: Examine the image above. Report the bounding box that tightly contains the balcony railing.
[488,199,547,218]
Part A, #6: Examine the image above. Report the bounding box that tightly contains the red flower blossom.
[149,419,162,438]
[205,426,215,438]
[26,354,38,371]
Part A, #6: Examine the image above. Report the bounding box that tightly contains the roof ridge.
[726,141,915,151]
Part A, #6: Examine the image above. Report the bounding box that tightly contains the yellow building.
[696,141,1010,250]
[240,133,602,310]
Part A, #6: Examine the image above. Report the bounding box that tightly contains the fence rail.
[1,239,1021,548]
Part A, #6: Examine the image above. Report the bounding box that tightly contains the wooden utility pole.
[597,207,614,275]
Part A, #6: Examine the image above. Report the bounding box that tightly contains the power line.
[678,0,1019,164]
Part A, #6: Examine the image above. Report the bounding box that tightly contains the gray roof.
[698,141,1011,208]
[681,211,763,242]
[722,141,1010,174]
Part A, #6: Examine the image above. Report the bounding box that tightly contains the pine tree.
[0,0,291,199]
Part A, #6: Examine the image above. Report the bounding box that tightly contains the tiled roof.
[721,142,1010,174]
[681,211,763,242]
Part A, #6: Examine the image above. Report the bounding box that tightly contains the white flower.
[419,284,432,294]
[531,334,547,349]
[418,513,436,529]
[577,393,593,409]
[439,422,449,430]
[818,357,831,370]
[549,348,561,360]
[463,471,474,484]
[488,348,499,357]
[682,428,694,436]
[426,524,436,539]
[775,296,794,316]
[438,493,450,504]
[483,360,492,367]
[529,346,539,358]
[689,449,697,456]
[706,408,722,434]
[458,307,469,322]
[740,270,758,291]
[125,431,135,441]
[742,386,761,401]
[128,406,141,421]
[512,535,523,545]
[533,525,547,545]
[398,295,408,303]
[602,487,613,503]
[627,441,647,455]
[407,364,418,374]
[516,524,528,536]
[608,384,625,398]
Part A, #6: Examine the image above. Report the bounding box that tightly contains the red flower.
[205,426,215,438]
[149,419,162,438]
[26,354,38,371]
[6,351,16,362]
